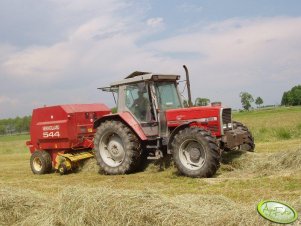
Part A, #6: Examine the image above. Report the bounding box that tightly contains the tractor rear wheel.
[233,121,255,152]
[94,120,142,174]
[30,151,52,174]
[172,127,220,178]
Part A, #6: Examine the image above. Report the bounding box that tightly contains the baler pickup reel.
[55,151,94,175]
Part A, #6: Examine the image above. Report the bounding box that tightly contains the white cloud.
[50,0,127,13]
[146,17,164,28]
[144,17,301,106]
[1,43,76,82]
[0,44,18,62]
[0,96,18,105]
[0,2,174,118]
[178,3,203,12]
[0,0,301,118]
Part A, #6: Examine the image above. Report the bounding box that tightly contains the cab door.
[153,81,184,139]
[120,82,159,137]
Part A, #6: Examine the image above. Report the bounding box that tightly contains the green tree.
[240,92,254,111]
[111,107,117,114]
[0,125,5,135]
[15,116,23,133]
[281,85,301,106]
[0,116,31,135]
[195,98,210,106]
[255,97,263,108]
[23,116,31,132]
[281,92,288,105]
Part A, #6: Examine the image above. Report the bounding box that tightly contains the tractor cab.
[100,72,183,138]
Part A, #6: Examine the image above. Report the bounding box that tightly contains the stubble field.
[0,107,301,225]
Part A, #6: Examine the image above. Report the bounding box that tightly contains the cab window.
[125,82,151,122]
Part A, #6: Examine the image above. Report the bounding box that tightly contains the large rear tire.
[94,120,142,174]
[233,121,255,152]
[30,151,52,174]
[172,127,220,178]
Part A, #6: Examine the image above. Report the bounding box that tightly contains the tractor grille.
[222,108,232,124]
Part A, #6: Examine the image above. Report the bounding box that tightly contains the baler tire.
[30,151,52,175]
[94,120,142,175]
[233,121,255,152]
[172,127,220,178]
[58,164,68,175]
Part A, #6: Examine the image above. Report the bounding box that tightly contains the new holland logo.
[257,200,298,224]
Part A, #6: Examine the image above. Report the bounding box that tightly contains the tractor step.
[146,145,159,149]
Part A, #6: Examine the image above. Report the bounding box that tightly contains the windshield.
[155,82,182,110]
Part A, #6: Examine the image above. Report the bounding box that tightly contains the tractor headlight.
[223,123,233,129]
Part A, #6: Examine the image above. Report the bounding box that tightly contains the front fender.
[167,121,196,153]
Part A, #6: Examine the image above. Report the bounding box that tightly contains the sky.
[1,0,301,118]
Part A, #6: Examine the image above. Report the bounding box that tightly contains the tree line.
[185,94,264,111]
[239,84,301,111]
[0,116,31,135]
[239,92,264,111]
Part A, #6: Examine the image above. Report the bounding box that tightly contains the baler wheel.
[233,121,255,152]
[58,164,68,175]
[172,127,220,178]
[94,120,142,174]
[30,151,52,174]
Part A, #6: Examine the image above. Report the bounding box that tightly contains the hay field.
[1,107,301,225]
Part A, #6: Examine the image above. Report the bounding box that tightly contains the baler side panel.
[30,106,74,151]
[28,104,111,153]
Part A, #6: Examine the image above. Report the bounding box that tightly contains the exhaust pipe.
[183,65,193,107]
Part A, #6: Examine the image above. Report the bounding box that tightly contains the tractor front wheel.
[233,121,255,152]
[94,120,142,174]
[172,127,220,178]
[30,151,52,174]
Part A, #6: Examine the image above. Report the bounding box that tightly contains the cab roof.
[110,72,180,87]
[98,71,181,92]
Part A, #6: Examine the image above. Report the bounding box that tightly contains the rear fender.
[93,112,147,141]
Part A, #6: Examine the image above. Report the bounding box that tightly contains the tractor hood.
[166,106,230,136]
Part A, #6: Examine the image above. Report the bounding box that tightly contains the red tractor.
[93,66,254,178]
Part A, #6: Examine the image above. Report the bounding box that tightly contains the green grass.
[275,127,292,139]
[0,134,29,142]
[0,107,301,225]
[233,106,301,142]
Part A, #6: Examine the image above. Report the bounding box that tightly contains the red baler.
[26,104,111,174]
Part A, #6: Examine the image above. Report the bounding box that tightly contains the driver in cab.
[132,90,149,121]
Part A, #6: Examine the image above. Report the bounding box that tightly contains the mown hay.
[80,158,99,173]
[0,188,46,225]
[1,186,271,226]
[221,148,301,177]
